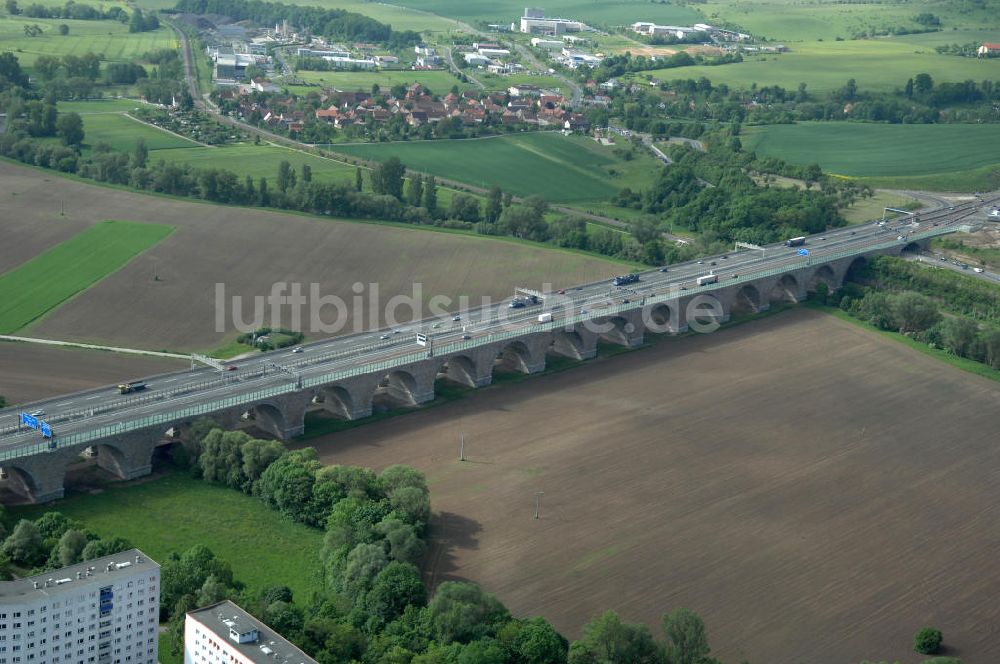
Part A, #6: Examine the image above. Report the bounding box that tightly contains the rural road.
[0,336,190,359]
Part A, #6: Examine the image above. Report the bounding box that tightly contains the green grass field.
[149,143,360,181]
[0,220,173,333]
[292,68,473,95]
[13,472,324,601]
[334,132,662,203]
[743,122,1000,190]
[394,0,701,29]
[82,112,201,151]
[651,39,1000,94]
[0,15,176,71]
[58,99,150,115]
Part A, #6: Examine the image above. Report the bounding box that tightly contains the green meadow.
[650,39,1000,94]
[0,15,175,71]
[0,220,174,333]
[334,132,663,203]
[743,122,1000,190]
[82,112,200,151]
[14,472,324,601]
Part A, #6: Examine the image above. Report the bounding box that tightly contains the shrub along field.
[335,133,663,204]
[743,122,1000,190]
[0,220,173,333]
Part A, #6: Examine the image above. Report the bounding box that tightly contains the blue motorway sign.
[20,412,38,430]
[797,248,810,256]
[40,422,52,439]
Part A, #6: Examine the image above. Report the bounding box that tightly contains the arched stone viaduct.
[2,244,922,503]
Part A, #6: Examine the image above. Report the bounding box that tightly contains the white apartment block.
[0,549,160,664]
[184,600,316,664]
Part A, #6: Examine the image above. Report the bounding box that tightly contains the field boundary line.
[122,112,212,148]
[0,335,189,359]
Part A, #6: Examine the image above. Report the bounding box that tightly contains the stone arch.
[645,302,679,333]
[253,402,289,440]
[732,283,763,314]
[769,273,802,304]
[550,328,597,360]
[438,354,481,387]
[810,265,837,292]
[845,256,867,283]
[599,315,635,345]
[496,340,536,374]
[320,385,355,420]
[1,464,43,502]
[381,369,421,406]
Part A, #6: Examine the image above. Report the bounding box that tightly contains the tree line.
[834,256,1000,370]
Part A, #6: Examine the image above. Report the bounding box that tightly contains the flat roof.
[0,549,157,602]
[188,600,317,664]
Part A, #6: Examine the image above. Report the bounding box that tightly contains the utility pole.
[534,491,544,519]
[459,432,466,461]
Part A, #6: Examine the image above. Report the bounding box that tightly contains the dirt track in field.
[0,342,187,405]
[302,308,1000,664]
[0,161,628,352]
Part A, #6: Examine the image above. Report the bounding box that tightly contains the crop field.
[0,16,175,70]
[58,99,148,115]
[0,220,174,334]
[81,112,201,152]
[292,68,473,95]
[149,143,360,181]
[704,0,1000,41]
[652,39,1000,94]
[14,472,324,602]
[0,342,187,405]
[396,0,701,29]
[308,307,1000,663]
[335,132,662,203]
[743,122,1000,190]
[0,160,628,351]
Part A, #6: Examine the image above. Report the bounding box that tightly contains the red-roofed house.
[978,43,1000,56]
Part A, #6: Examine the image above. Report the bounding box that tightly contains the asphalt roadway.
[1,196,997,453]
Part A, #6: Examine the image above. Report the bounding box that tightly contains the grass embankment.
[743,122,1000,191]
[0,220,173,333]
[13,471,324,601]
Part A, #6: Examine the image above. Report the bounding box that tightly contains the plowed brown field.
[302,308,1000,664]
[0,162,628,352]
[0,342,187,405]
